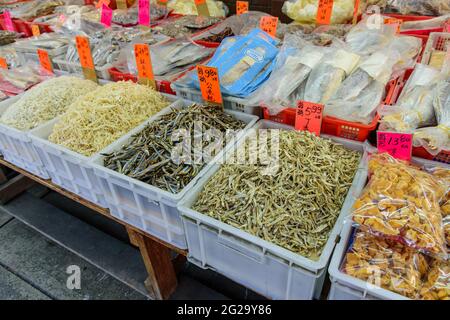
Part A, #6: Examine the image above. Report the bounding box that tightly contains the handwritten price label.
[195,0,210,16]
[31,25,41,36]
[316,0,334,25]
[134,43,155,88]
[259,16,278,37]
[0,57,7,69]
[197,65,223,106]
[294,101,324,136]
[95,0,110,9]
[100,4,113,27]
[384,17,402,33]
[3,10,15,32]
[75,36,97,82]
[37,49,53,74]
[377,131,412,161]
[138,0,150,26]
[236,1,249,15]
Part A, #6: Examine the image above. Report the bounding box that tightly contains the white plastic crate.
[178,120,368,299]
[29,94,179,208]
[0,95,49,178]
[91,99,259,249]
[327,157,450,300]
[172,83,262,117]
[421,32,450,67]
[53,58,112,80]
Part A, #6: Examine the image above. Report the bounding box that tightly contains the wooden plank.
[0,174,35,204]
[126,226,140,247]
[0,158,187,256]
[130,228,178,300]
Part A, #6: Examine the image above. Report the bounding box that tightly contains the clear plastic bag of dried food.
[282,0,357,24]
[419,259,449,300]
[0,63,53,95]
[342,230,429,298]
[371,0,450,16]
[352,153,449,259]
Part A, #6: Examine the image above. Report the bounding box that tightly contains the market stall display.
[152,15,222,38]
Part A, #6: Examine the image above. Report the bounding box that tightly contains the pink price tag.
[100,4,113,27]
[444,20,450,32]
[138,0,150,26]
[3,10,15,32]
[377,131,412,161]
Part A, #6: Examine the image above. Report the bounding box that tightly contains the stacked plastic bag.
[283,0,358,24]
[162,0,228,18]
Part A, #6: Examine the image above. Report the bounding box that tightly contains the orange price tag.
[31,24,41,37]
[197,65,223,106]
[37,49,53,74]
[384,17,402,33]
[75,36,95,70]
[352,0,360,24]
[157,0,168,5]
[295,101,324,136]
[0,57,7,69]
[95,0,110,8]
[259,16,278,37]
[316,0,334,25]
[134,43,155,88]
[236,1,248,15]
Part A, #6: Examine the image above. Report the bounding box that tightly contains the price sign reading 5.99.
[377,131,412,161]
[295,101,324,136]
[197,65,223,107]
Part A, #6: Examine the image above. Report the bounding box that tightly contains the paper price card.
[116,0,128,9]
[259,16,278,37]
[134,43,156,89]
[236,1,248,15]
[3,10,15,32]
[95,0,110,8]
[384,17,402,33]
[31,25,41,37]
[316,0,334,25]
[139,0,150,26]
[352,0,360,24]
[294,101,324,136]
[37,49,53,74]
[195,0,210,17]
[101,4,113,27]
[197,65,223,107]
[377,131,412,161]
[0,58,7,69]
[75,36,98,82]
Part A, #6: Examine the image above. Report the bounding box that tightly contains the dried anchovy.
[201,27,234,43]
[103,104,246,194]
[193,131,361,260]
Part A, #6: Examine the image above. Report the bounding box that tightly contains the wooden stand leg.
[0,166,7,184]
[128,228,178,300]
[0,174,35,204]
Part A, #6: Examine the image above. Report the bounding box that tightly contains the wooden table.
[0,158,187,300]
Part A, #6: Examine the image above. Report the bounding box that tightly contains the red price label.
[197,65,222,105]
[75,36,95,70]
[236,1,249,15]
[316,0,334,25]
[295,101,324,136]
[37,49,53,74]
[194,0,206,4]
[134,43,154,81]
[100,4,113,27]
[377,131,412,161]
[0,57,7,69]
[259,16,278,37]
[3,10,15,32]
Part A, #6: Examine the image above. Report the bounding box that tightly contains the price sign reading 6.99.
[295,101,324,136]
[377,131,412,161]
[197,65,223,107]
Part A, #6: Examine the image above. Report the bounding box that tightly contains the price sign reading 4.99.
[75,36,98,82]
[134,43,156,89]
[316,0,334,25]
[197,65,223,107]
[295,101,324,136]
[377,131,412,161]
[236,1,249,15]
[259,16,278,37]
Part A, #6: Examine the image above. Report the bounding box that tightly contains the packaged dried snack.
[352,153,448,258]
[419,260,449,300]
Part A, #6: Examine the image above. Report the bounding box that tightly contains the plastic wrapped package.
[112,4,169,26]
[388,35,422,72]
[380,64,442,132]
[352,153,449,258]
[342,230,429,298]
[401,14,450,31]
[304,48,360,104]
[324,49,400,124]
[419,260,449,300]
[248,35,329,113]
[413,80,450,155]
[0,64,52,95]
[8,0,64,20]
[0,44,23,69]
[13,33,68,53]
[153,15,222,38]
[345,14,397,56]
[283,0,357,24]
[165,0,227,17]
[369,0,450,16]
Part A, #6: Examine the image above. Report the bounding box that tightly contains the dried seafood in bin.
[153,15,222,38]
[420,259,449,300]
[352,153,449,258]
[193,130,361,260]
[0,31,19,46]
[103,104,246,194]
[0,76,98,131]
[199,27,234,43]
[48,81,169,157]
[166,0,227,17]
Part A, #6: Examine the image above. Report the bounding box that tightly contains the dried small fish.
[103,104,246,194]
[193,130,361,260]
